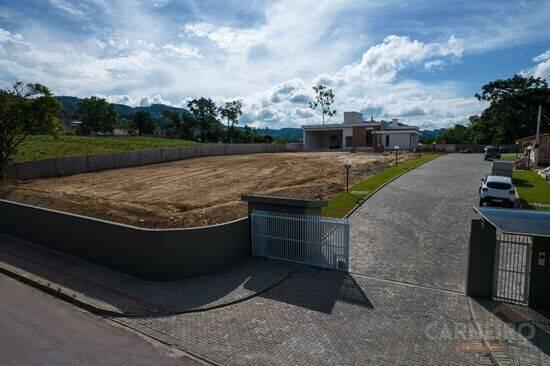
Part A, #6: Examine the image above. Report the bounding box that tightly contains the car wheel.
[479,200,484,206]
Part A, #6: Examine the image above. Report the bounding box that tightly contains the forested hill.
[55,96,303,141]
[255,127,302,142]
[55,96,193,121]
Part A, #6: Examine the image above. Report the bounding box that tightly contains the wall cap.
[0,199,247,232]
[241,195,327,208]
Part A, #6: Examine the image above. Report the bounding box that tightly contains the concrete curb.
[0,256,300,318]
[344,154,441,218]
[0,261,123,317]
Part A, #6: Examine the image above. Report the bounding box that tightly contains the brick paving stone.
[349,154,491,292]
[0,235,298,315]
[470,299,550,366]
[120,268,494,366]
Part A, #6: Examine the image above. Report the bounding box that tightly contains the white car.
[479,175,516,208]
[539,166,550,180]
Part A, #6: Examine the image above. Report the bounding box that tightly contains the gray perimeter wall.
[429,144,516,153]
[4,143,295,180]
[0,199,250,281]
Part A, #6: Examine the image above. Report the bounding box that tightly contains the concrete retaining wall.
[4,143,290,180]
[286,143,304,152]
[427,144,516,153]
[0,199,250,281]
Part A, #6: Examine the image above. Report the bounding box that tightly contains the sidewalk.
[0,235,299,316]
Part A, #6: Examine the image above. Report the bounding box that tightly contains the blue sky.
[0,0,549,129]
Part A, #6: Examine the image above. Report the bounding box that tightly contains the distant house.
[302,111,420,151]
[153,129,176,137]
[113,128,138,136]
[516,133,550,165]
[68,120,82,128]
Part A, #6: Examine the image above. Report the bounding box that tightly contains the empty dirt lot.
[0,151,414,228]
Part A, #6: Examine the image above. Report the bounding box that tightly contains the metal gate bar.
[493,231,532,305]
[251,210,350,271]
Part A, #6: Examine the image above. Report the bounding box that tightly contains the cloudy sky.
[0,0,549,130]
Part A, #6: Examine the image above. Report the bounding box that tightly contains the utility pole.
[534,105,542,167]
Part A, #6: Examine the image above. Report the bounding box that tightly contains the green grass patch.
[512,170,550,211]
[500,153,516,161]
[322,153,440,217]
[12,135,201,162]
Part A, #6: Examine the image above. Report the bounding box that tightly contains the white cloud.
[139,95,170,107]
[47,0,86,18]
[162,44,202,59]
[103,94,137,106]
[521,50,550,81]
[223,34,480,129]
[531,50,550,80]
[336,35,462,83]
[183,22,263,53]
[0,28,25,44]
[424,59,445,71]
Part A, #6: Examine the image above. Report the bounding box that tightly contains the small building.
[302,112,420,151]
[113,128,138,136]
[516,133,550,165]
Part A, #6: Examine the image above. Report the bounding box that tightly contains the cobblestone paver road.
[350,154,490,292]
[120,269,493,366]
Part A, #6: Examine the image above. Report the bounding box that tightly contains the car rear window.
[487,182,511,190]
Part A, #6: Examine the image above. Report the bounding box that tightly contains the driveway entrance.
[349,154,490,292]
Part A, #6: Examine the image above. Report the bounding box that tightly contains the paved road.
[0,274,200,366]
[117,154,496,365]
[350,153,490,292]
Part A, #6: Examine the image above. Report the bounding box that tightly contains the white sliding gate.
[493,231,532,305]
[251,210,350,271]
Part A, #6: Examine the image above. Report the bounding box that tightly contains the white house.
[302,111,420,151]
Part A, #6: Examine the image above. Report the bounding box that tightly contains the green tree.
[437,124,472,144]
[0,81,60,175]
[132,111,155,135]
[219,100,243,143]
[474,75,550,143]
[162,109,182,136]
[76,96,116,135]
[309,85,337,125]
[118,118,137,134]
[429,75,550,145]
[180,112,197,140]
[187,97,218,141]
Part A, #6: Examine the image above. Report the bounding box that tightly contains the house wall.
[352,127,367,147]
[522,134,550,164]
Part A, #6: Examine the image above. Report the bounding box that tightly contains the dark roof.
[516,133,550,143]
[474,207,550,237]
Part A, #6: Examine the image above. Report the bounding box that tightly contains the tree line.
[74,96,278,143]
[421,75,550,145]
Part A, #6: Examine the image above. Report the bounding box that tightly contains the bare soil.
[0,151,413,228]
